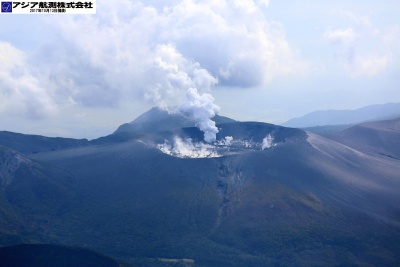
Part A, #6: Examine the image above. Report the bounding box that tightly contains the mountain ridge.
[0,131,90,155]
[283,102,400,128]
[330,117,400,160]
[0,109,399,266]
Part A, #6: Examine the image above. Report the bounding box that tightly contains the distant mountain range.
[283,102,400,128]
[0,108,399,266]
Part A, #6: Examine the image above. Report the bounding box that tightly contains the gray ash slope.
[330,117,400,160]
[0,111,400,266]
[0,147,77,245]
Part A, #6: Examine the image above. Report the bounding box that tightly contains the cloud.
[167,0,306,87]
[348,54,391,77]
[324,28,356,44]
[333,9,371,27]
[257,0,270,8]
[0,41,56,118]
[324,19,395,77]
[28,1,303,105]
[0,0,305,122]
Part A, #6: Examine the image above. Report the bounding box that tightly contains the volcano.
[0,109,399,266]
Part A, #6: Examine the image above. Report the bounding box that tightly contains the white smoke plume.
[216,136,233,146]
[157,137,220,158]
[157,134,279,158]
[145,45,222,144]
[145,44,218,108]
[262,134,274,150]
[178,88,221,143]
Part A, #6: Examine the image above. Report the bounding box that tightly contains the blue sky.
[0,0,399,139]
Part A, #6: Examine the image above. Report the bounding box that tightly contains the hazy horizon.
[1,0,399,139]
